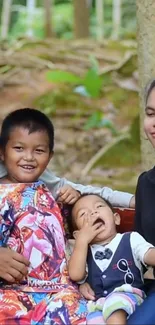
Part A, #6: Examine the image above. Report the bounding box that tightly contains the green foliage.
[92,114,140,169]
[84,111,118,135]
[33,88,93,113]
[46,58,103,99]
[10,8,44,39]
[7,0,136,40]
[45,61,118,134]
[94,137,140,168]
[84,111,103,130]
[10,3,73,39]
[46,71,81,84]
[83,68,102,98]
[53,3,73,38]
[90,0,136,39]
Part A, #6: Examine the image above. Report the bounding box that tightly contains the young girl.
[0,108,87,324]
[80,80,155,324]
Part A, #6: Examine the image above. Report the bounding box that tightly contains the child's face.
[72,195,120,243]
[1,126,53,183]
[144,87,155,148]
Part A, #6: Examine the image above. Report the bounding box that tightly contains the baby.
[68,194,155,325]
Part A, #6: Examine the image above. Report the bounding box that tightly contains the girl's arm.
[131,232,155,267]
[134,174,144,235]
[144,248,155,266]
[40,168,133,207]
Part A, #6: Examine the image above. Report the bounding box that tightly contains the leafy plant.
[45,58,118,133]
[84,111,118,135]
[46,58,103,98]
[46,70,81,84]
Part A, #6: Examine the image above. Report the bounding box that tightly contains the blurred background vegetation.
[0,0,136,40]
[0,0,139,194]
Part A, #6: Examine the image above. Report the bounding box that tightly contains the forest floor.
[0,39,142,195]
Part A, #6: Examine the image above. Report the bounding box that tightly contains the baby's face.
[72,195,120,243]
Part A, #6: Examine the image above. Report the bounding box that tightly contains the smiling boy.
[0,108,135,207]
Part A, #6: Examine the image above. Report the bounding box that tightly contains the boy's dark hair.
[67,193,114,237]
[0,108,54,153]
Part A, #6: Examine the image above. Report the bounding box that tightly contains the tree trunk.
[26,0,36,38]
[73,0,89,38]
[44,0,53,38]
[1,0,12,39]
[136,0,155,170]
[112,0,121,40]
[96,0,104,40]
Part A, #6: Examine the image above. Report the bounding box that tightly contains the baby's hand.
[57,185,80,204]
[79,282,95,300]
[77,217,104,245]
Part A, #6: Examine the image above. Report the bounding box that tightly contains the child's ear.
[0,149,4,162]
[73,230,79,239]
[49,150,54,161]
[114,212,120,226]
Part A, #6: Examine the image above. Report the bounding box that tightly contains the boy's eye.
[35,149,45,153]
[13,146,23,151]
[97,204,104,208]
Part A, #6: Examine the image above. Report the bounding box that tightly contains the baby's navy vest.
[87,232,144,299]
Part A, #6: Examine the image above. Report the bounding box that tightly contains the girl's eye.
[146,110,155,117]
[80,212,85,217]
[97,204,103,208]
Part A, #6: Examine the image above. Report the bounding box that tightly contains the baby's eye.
[97,204,104,208]
[80,212,85,217]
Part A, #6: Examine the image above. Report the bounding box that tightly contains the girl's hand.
[0,247,29,283]
[79,282,95,300]
[57,185,80,204]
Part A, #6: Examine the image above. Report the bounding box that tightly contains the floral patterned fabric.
[0,181,87,324]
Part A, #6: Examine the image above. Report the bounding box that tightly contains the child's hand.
[79,282,95,300]
[76,217,104,245]
[57,185,80,204]
[0,247,29,283]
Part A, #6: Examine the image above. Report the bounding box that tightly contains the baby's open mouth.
[93,218,105,226]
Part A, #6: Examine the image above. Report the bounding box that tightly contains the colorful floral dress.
[0,181,87,325]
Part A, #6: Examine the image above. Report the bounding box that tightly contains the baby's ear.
[73,230,79,239]
[114,212,120,226]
